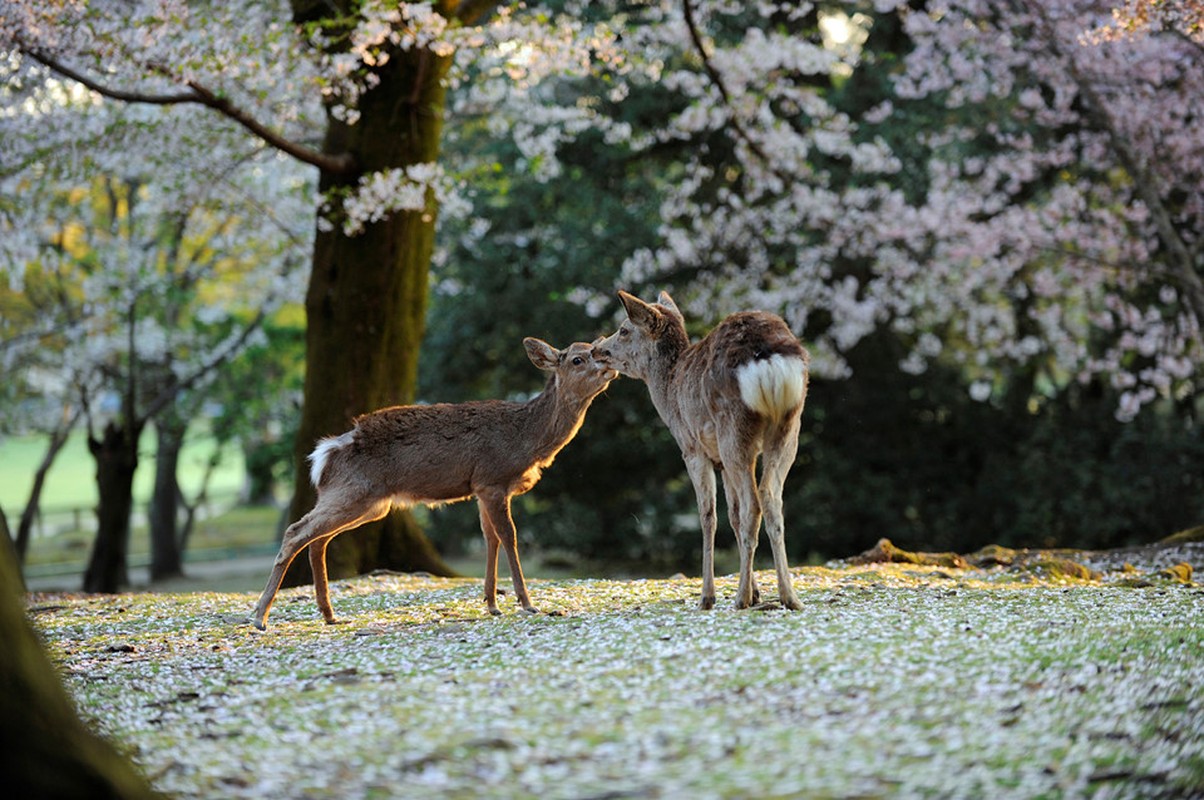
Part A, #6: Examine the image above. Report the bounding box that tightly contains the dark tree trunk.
[242,439,278,506]
[83,422,142,593]
[0,507,21,593]
[15,411,77,563]
[148,415,186,581]
[282,15,457,587]
[1,540,160,799]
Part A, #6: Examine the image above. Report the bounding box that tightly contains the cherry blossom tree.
[2,0,634,587]
[502,0,1199,421]
[0,165,308,591]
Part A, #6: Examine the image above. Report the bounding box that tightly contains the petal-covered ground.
[28,559,1204,799]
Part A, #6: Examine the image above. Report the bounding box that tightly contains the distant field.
[0,427,246,516]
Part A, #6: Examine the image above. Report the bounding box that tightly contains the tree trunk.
[283,31,456,586]
[0,506,22,593]
[242,439,277,506]
[83,422,142,593]
[148,415,186,582]
[1,539,160,799]
[15,409,78,564]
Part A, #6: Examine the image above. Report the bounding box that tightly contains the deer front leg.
[683,455,718,610]
[478,500,503,616]
[480,491,538,614]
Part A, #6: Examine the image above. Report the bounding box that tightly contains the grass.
[0,427,245,517]
[28,556,1204,799]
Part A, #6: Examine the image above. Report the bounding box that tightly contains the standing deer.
[596,290,808,611]
[250,338,617,630]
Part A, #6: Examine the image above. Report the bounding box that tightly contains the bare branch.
[20,46,355,175]
[680,0,797,184]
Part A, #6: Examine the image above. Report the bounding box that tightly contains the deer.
[595,290,809,612]
[249,337,617,630]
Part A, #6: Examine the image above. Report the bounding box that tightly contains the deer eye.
[572,356,584,365]
[619,327,630,337]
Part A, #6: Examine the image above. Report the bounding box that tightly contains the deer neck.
[641,337,689,419]
[524,375,594,458]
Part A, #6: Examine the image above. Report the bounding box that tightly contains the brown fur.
[250,339,616,629]
[596,291,809,610]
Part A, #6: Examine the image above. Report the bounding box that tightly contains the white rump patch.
[308,432,354,487]
[736,354,807,419]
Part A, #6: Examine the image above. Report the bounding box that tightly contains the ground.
[25,541,1204,799]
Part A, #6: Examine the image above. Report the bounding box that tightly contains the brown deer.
[250,338,617,630]
[596,290,808,611]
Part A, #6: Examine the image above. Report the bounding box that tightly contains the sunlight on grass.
[28,565,1204,799]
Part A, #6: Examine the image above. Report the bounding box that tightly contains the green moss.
[1021,558,1100,582]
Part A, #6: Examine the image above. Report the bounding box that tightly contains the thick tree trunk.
[83,422,141,593]
[1,541,160,799]
[283,32,455,586]
[148,415,186,582]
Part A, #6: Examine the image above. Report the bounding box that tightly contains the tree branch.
[1019,0,1204,327]
[680,0,797,184]
[21,46,355,175]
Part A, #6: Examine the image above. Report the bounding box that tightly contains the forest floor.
[26,538,1204,799]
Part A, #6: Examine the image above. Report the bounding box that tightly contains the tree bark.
[282,22,456,586]
[15,414,76,564]
[83,422,142,593]
[1,537,161,799]
[148,415,186,581]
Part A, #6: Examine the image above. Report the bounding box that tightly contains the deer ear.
[656,291,683,322]
[618,290,660,332]
[524,337,560,370]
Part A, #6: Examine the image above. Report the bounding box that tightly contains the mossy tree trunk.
[282,3,461,586]
[1,524,161,798]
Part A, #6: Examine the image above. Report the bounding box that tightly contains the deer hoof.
[781,594,803,611]
[487,606,502,617]
[249,617,267,631]
[521,605,540,615]
[696,594,716,611]
[324,617,346,626]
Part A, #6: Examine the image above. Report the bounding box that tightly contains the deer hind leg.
[719,437,762,610]
[721,470,761,606]
[759,411,803,611]
[683,454,718,610]
[478,499,504,616]
[478,490,537,614]
[249,495,389,630]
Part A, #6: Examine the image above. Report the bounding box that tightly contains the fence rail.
[14,488,245,541]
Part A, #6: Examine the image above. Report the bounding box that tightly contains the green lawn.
[0,427,246,513]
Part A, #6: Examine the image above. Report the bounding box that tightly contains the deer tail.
[307,432,354,488]
[736,354,808,420]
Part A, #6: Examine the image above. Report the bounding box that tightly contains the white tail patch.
[736,354,807,420]
[308,432,354,488]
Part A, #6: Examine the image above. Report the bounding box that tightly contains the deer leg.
[249,496,387,630]
[721,471,761,606]
[308,535,341,625]
[479,491,537,614]
[478,500,503,616]
[683,454,718,610]
[720,444,761,610]
[760,413,803,611]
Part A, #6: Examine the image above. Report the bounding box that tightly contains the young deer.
[250,338,617,630]
[596,290,809,611]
